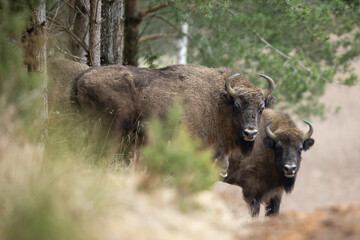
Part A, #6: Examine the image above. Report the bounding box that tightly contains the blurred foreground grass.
[0,100,220,239]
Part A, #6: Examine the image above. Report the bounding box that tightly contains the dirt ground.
[246,204,360,240]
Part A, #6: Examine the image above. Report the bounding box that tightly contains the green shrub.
[142,103,219,196]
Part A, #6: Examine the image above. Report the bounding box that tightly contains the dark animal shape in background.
[48,59,89,113]
[71,64,276,171]
[224,109,315,217]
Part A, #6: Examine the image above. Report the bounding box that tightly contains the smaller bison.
[225,109,315,217]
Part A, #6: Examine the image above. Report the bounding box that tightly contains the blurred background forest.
[1,0,360,239]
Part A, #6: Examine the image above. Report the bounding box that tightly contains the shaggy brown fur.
[48,59,89,113]
[71,64,276,163]
[224,109,315,217]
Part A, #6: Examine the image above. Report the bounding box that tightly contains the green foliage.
[4,191,89,240]
[142,103,218,196]
[143,44,160,68]
[147,0,230,17]
[0,0,44,137]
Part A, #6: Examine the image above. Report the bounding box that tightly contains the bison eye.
[297,147,303,155]
[259,104,265,114]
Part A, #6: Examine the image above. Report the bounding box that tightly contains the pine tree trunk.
[89,0,101,66]
[24,2,47,73]
[124,0,141,66]
[69,0,90,63]
[101,0,125,65]
[23,1,48,120]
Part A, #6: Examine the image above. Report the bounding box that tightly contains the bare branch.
[54,45,87,62]
[151,14,193,41]
[48,1,63,30]
[254,32,330,82]
[141,4,167,17]
[139,33,178,43]
[226,8,236,16]
[255,32,307,71]
[75,4,90,21]
[47,16,89,52]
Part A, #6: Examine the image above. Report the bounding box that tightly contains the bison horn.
[303,120,314,140]
[265,120,277,140]
[259,74,275,98]
[225,73,240,97]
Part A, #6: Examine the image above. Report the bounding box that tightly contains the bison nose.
[243,128,258,141]
[283,164,297,178]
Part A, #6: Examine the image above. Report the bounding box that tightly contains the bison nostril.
[243,129,258,137]
[283,164,297,173]
[242,129,258,141]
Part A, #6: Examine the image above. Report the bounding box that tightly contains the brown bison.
[224,109,315,217]
[71,64,276,170]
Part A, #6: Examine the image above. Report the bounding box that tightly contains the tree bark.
[101,0,125,65]
[89,0,101,66]
[69,0,90,64]
[23,1,48,120]
[24,2,47,73]
[124,0,141,66]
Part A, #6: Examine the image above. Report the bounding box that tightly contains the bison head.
[264,120,315,193]
[222,73,276,155]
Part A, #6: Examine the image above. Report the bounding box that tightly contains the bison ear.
[263,137,275,149]
[220,92,234,105]
[303,138,315,151]
[265,96,276,108]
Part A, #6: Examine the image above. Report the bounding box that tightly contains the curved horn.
[303,120,314,140]
[259,74,275,97]
[265,120,276,140]
[225,73,240,97]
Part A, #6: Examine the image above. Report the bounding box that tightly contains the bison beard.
[237,137,255,156]
[282,175,296,193]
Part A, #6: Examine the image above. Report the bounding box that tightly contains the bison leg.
[214,149,229,178]
[265,196,281,216]
[216,154,229,178]
[249,199,260,217]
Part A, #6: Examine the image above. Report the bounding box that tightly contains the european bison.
[224,109,315,217]
[71,64,276,171]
